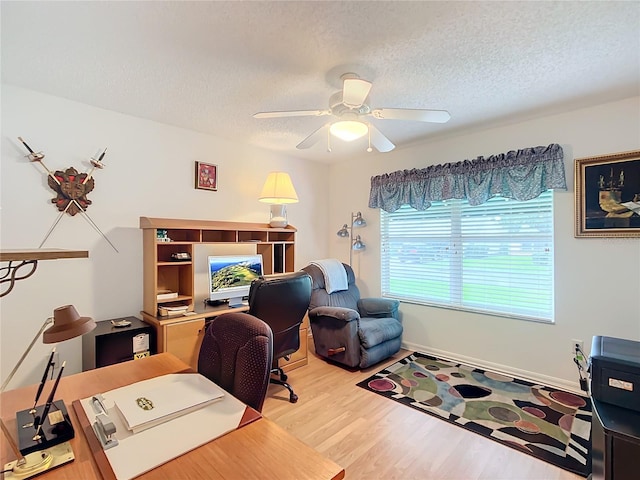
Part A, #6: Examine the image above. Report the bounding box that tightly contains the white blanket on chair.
[310,259,348,294]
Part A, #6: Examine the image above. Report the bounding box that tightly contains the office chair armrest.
[358,298,400,319]
[309,306,360,322]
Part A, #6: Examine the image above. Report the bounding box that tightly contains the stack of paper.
[158,305,189,316]
[157,291,178,301]
[109,374,224,434]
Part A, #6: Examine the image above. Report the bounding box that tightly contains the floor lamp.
[1,305,96,479]
[336,212,366,265]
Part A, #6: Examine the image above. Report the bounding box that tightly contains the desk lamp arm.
[1,318,53,392]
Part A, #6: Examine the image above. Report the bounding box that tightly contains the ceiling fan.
[253,73,451,153]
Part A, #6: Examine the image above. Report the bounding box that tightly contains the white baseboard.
[401,341,585,395]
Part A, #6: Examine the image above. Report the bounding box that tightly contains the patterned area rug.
[357,352,592,477]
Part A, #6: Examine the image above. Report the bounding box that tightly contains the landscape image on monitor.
[210,258,262,291]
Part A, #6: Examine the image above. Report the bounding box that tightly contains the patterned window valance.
[369,143,567,213]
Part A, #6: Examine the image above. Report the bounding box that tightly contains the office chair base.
[272,366,287,382]
[270,377,298,403]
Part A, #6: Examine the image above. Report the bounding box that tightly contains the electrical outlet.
[571,339,584,355]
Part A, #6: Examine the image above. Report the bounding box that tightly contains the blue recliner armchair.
[302,262,402,369]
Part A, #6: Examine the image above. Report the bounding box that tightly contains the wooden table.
[1,353,345,480]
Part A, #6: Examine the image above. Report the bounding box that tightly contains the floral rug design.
[357,352,592,477]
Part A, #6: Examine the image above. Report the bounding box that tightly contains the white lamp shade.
[329,121,368,142]
[259,172,299,204]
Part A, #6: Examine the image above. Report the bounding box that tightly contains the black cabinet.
[591,398,640,480]
[82,317,155,370]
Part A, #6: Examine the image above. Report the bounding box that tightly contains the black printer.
[589,336,640,480]
[590,335,640,411]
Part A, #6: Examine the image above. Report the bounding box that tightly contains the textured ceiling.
[2,1,639,163]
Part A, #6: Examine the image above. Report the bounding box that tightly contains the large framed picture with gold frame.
[575,150,640,237]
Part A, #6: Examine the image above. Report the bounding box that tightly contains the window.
[380,190,554,322]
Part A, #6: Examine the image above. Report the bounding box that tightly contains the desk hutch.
[139,217,308,371]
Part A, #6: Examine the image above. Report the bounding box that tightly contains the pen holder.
[16,400,74,455]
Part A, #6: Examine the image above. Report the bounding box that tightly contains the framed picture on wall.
[575,150,640,237]
[195,161,218,191]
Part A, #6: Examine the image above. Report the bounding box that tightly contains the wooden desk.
[141,303,309,373]
[140,303,249,370]
[1,353,344,480]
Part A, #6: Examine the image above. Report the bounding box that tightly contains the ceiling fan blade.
[253,109,329,119]
[368,124,395,153]
[296,124,330,149]
[370,108,451,123]
[342,78,372,108]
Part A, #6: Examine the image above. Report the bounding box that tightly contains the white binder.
[110,373,224,433]
[78,373,249,480]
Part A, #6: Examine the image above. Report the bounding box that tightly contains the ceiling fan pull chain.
[327,126,332,152]
[367,125,373,152]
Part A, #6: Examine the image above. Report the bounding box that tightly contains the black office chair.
[197,312,273,412]
[248,271,312,403]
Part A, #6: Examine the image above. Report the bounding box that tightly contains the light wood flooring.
[262,346,583,480]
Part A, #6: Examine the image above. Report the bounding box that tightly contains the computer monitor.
[207,254,263,307]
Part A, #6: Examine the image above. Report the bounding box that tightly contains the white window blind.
[380,190,554,322]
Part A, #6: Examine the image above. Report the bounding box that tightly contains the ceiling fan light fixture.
[256,73,448,153]
[329,120,368,142]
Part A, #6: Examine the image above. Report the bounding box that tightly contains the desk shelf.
[140,217,296,316]
[139,217,305,372]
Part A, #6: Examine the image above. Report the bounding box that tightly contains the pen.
[30,347,56,414]
[33,360,65,441]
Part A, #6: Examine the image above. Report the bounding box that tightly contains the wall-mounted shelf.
[0,249,89,261]
[0,249,89,297]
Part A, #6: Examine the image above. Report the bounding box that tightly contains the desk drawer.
[165,318,205,370]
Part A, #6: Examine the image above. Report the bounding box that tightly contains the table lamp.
[1,305,96,479]
[258,172,299,228]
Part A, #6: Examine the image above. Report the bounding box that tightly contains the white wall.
[0,84,330,387]
[329,96,640,391]
[3,85,639,393]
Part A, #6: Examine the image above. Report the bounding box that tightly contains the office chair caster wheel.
[281,372,288,382]
[289,393,298,403]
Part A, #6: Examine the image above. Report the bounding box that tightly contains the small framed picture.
[575,150,640,237]
[195,161,218,191]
